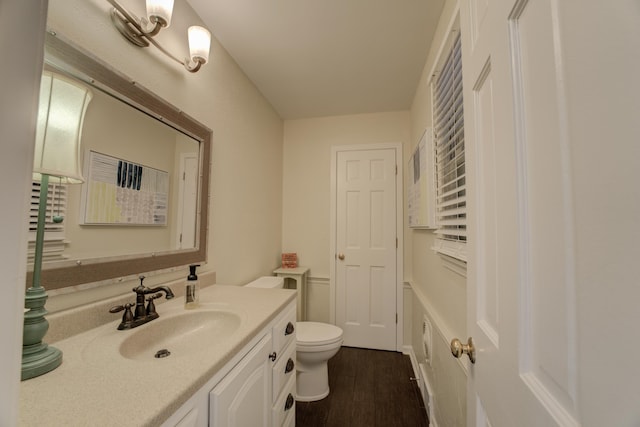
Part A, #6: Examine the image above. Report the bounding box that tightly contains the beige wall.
[282,111,411,277]
[45,0,284,309]
[408,0,466,345]
[407,0,468,425]
[282,111,410,321]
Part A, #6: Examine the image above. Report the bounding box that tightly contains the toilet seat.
[296,322,343,347]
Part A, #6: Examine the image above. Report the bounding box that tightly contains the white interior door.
[461,0,640,426]
[333,147,398,351]
[177,153,198,249]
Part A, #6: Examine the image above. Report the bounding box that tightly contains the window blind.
[433,33,466,260]
[28,180,68,262]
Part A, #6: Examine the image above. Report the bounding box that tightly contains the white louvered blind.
[432,33,466,261]
[28,180,68,262]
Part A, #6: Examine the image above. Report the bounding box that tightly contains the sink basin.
[118,309,242,361]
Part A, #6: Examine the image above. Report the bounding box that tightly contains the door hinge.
[395,165,398,175]
[183,171,185,180]
[396,313,398,324]
[396,238,398,248]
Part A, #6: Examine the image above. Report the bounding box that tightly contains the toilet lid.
[296,322,343,346]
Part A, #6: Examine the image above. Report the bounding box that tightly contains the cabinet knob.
[269,351,277,362]
[285,358,295,373]
[284,393,295,411]
[285,322,295,336]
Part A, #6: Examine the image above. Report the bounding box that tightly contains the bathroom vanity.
[168,297,297,427]
[19,285,296,426]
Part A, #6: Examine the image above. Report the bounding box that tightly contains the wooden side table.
[273,266,309,321]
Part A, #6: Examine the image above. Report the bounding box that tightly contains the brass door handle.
[337,253,345,260]
[450,337,476,364]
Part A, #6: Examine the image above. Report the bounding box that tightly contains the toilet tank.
[245,276,285,289]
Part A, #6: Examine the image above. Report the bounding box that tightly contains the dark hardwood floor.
[296,347,429,427]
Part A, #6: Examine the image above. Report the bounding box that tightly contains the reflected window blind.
[433,33,466,254]
[28,180,68,262]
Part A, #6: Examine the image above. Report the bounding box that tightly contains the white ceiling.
[187,0,445,119]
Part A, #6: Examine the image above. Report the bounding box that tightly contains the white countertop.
[19,285,296,426]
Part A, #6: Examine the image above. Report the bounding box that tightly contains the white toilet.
[245,276,343,402]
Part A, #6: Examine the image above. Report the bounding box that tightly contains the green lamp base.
[21,342,62,380]
[22,173,64,380]
[21,282,63,381]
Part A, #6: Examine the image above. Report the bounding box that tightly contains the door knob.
[337,253,345,260]
[450,337,476,364]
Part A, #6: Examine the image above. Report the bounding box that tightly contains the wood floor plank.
[296,347,429,427]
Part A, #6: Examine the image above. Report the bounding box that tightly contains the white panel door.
[461,0,640,426]
[334,148,397,351]
[462,0,578,423]
[177,153,198,249]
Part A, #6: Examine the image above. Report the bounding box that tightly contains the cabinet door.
[210,334,273,427]
[174,408,199,427]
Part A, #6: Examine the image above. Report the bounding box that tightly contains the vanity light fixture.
[22,72,93,380]
[107,0,211,73]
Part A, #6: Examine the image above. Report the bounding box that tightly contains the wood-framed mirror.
[26,31,211,290]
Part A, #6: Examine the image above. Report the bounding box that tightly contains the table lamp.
[22,71,92,380]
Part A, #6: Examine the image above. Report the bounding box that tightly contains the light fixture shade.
[146,0,174,27]
[188,26,211,64]
[34,71,93,184]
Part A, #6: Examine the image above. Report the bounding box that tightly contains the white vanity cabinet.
[210,334,273,426]
[161,300,296,427]
[211,304,297,427]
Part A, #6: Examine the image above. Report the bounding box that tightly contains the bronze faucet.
[110,275,175,330]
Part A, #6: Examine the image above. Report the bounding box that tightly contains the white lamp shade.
[34,71,93,184]
[146,0,174,27]
[188,26,211,64]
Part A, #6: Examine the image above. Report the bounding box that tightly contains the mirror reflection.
[30,67,199,266]
[27,32,211,290]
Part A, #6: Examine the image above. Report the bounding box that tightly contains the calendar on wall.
[407,129,436,229]
[80,151,168,226]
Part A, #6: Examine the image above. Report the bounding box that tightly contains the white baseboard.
[403,344,418,373]
[404,345,437,427]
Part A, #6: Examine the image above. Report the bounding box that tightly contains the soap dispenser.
[185,264,200,309]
